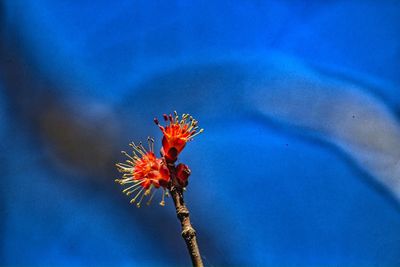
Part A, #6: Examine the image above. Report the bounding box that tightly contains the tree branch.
[168,164,204,267]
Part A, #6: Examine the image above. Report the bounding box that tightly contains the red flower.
[176,163,191,187]
[115,137,170,207]
[154,111,203,162]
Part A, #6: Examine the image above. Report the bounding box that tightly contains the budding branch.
[167,163,204,267]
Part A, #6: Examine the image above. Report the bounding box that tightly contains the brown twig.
[167,164,204,267]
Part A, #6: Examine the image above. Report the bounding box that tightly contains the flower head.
[115,137,170,207]
[154,111,203,162]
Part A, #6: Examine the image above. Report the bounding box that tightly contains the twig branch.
[167,164,204,267]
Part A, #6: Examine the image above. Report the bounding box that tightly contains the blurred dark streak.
[0,19,123,177]
[248,111,400,213]
[0,29,227,265]
[0,33,183,263]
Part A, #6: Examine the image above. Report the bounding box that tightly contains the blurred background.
[1,1,400,266]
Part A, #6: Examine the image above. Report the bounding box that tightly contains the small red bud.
[176,163,191,186]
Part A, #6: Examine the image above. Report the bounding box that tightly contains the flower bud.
[176,163,191,187]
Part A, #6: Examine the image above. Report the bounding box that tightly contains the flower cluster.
[115,111,203,207]
[154,111,203,162]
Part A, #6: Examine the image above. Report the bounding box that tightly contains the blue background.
[1,1,400,266]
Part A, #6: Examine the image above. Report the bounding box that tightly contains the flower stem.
[167,164,204,267]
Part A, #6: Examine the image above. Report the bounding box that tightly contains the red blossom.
[115,138,170,207]
[154,111,203,162]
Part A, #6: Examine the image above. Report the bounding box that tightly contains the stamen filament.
[159,189,166,206]
[147,137,154,152]
[122,180,145,193]
[139,142,147,153]
[136,190,147,208]
[146,188,156,206]
[126,185,142,196]
[121,151,135,161]
[130,187,144,203]
[190,128,204,138]
[130,142,146,156]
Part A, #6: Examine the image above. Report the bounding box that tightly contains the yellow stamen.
[130,187,144,203]
[174,110,179,122]
[139,142,147,153]
[159,189,166,206]
[121,151,135,161]
[122,180,144,194]
[147,137,155,152]
[146,188,156,206]
[136,190,146,208]
[190,128,204,138]
[130,142,146,156]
